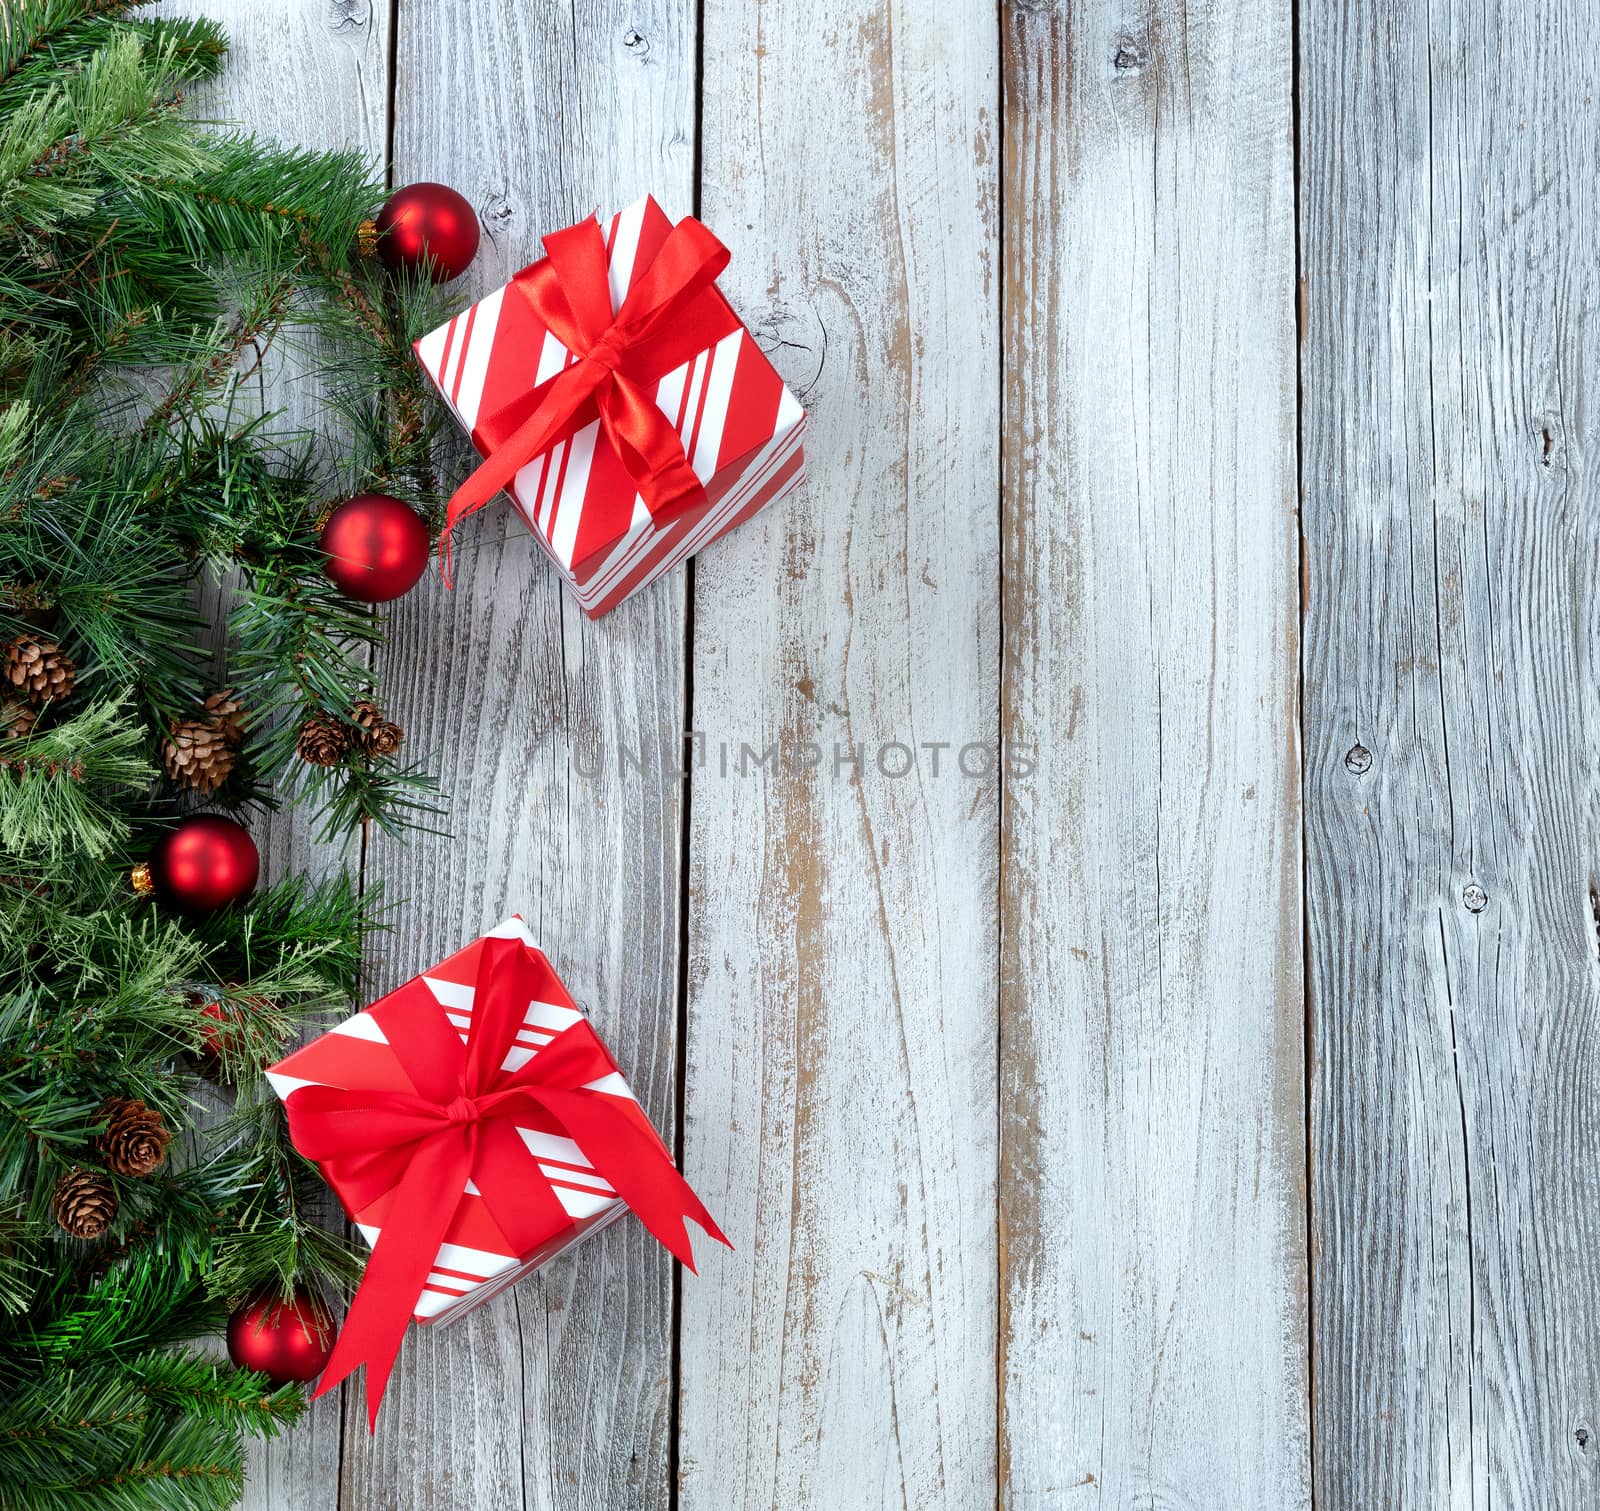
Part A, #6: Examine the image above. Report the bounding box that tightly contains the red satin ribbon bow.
[284,935,728,1428]
[439,212,737,582]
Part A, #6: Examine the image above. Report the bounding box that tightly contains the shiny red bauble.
[319,493,431,603]
[227,1286,336,1386]
[150,814,259,914]
[197,997,235,1063]
[198,997,225,1053]
[375,181,479,282]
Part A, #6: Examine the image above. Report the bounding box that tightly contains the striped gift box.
[267,917,647,1327]
[416,194,806,618]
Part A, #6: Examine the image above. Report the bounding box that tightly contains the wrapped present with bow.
[419,194,806,616]
[266,916,727,1427]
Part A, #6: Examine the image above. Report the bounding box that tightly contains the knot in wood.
[326,0,370,35]
[1463,883,1488,914]
[481,192,516,233]
[1344,744,1372,775]
[1113,39,1150,73]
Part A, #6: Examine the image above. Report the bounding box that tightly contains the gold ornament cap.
[130,861,154,897]
[357,218,379,259]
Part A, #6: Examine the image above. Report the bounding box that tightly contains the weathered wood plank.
[157,3,394,1506]
[681,4,1001,1507]
[1302,4,1600,1504]
[998,1,1306,1504]
[340,3,695,1508]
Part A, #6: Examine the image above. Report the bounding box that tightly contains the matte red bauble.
[227,1286,336,1386]
[375,181,479,282]
[150,814,259,914]
[320,493,431,603]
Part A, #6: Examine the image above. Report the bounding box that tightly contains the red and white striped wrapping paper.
[416,194,806,617]
[267,917,646,1327]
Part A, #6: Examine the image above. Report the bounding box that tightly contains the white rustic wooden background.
[170,0,1600,1506]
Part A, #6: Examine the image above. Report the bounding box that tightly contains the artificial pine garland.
[0,3,454,1504]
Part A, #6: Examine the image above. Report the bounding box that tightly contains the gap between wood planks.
[1290,0,1318,1500]
[667,0,706,1500]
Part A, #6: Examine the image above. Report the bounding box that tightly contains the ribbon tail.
[438,363,604,586]
[536,1088,731,1271]
[311,1127,473,1430]
[597,375,707,524]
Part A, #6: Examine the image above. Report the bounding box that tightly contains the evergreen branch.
[139,272,295,436]
[307,757,446,845]
[0,696,152,859]
[0,32,213,225]
[0,12,452,1492]
[123,1352,304,1436]
[37,1411,246,1511]
[0,1,145,94]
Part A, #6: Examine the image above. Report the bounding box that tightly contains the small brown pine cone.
[162,716,237,793]
[52,1168,117,1239]
[1,698,36,739]
[296,712,347,767]
[368,721,404,757]
[349,698,382,735]
[4,633,75,705]
[349,699,402,756]
[202,689,248,746]
[98,1098,172,1178]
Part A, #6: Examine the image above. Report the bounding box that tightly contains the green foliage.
[0,1256,304,1510]
[0,2,461,1503]
[0,696,153,858]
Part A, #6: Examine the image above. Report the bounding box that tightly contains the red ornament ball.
[196,997,238,1066]
[227,1286,336,1386]
[198,997,226,1054]
[150,814,259,914]
[375,181,479,282]
[320,493,431,603]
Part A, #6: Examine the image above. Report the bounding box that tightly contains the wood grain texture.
[154,3,393,1506]
[339,3,696,1509]
[999,2,1307,1505]
[681,4,1001,1507]
[1302,4,1600,1505]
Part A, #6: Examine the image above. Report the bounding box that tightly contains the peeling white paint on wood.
[679,3,1001,1507]
[998,1,1307,1506]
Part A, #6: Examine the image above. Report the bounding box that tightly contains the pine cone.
[4,633,74,705]
[296,712,347,766]
[0,698,36,740]
[350,698,403,756]
[162,717,236,793]
[98,1098,171,1178]
[52,1168,117,1239]
[202,689,248,746]
[162,689,249,792]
